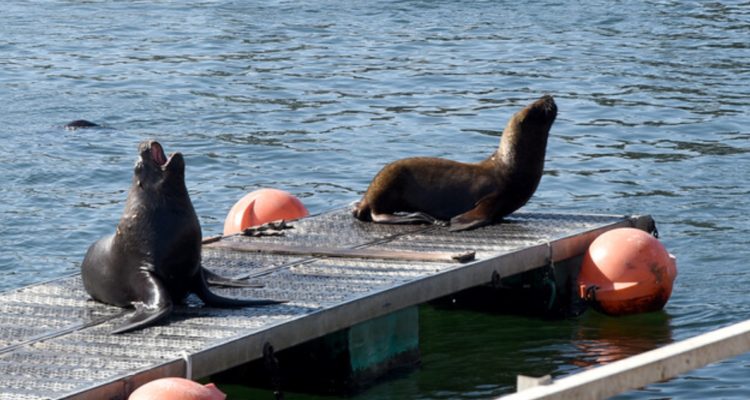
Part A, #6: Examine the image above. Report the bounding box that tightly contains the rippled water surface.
[2,0,750,399]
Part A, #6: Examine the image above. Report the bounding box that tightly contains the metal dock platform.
[0,209,652,400]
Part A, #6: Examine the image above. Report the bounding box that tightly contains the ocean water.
[1,0,749,398]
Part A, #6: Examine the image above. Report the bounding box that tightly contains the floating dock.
[0,209,652,399]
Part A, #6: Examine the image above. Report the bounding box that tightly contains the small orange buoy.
[129,377,226,400]
[578,227,677,316]
[223,188,309,235]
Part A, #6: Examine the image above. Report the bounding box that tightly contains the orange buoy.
[578,227,677,316]
[129,377,226,400]
[223,188,309,235]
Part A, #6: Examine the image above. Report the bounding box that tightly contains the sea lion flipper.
[194,269,285,307]
[351,200,372,221]
[370,211,444,225]
[111,274,173,334]
[202,267,264,288]
[449,193,501,232]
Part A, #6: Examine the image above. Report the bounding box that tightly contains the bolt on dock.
[0,209,652,399]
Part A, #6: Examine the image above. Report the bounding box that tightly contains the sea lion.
[352,94,557,232]
[63,120,99,129]
[81,140,281,334]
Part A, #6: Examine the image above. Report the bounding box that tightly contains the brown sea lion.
[81,140,281,334]
[352,94,557,232]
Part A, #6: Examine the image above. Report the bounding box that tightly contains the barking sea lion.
[81,140,281,333]
[352,95,557,232]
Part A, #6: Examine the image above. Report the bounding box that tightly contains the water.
[1,0,749,398]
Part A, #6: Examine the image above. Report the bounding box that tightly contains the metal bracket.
[491,270,502,289]
[264,342,283,400]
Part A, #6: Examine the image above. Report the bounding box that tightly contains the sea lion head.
[496,95,557,167]
[63,120,100,130]
[133,140,187,197]
[508,94,557,138]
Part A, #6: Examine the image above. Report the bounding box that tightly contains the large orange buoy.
[223,188,309,236]
[129,377,226,400]
[578,227,677,316]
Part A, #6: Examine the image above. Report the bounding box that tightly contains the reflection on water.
[1,0,750,399]
[571,312,673,367]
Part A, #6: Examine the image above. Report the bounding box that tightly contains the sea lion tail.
[194,269,284,307]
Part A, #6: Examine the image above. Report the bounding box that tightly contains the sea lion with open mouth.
[81,140,281,333]
[352,95,557,232]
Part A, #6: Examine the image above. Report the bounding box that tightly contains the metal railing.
[504,318,750,400]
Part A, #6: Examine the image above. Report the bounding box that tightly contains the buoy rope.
[545,240,554,269]
[543,278,557,310]
[539,240,557,310]
[181,351,192,381]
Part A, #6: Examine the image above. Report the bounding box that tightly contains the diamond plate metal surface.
[0,209,639,399]
[370,212,628,256]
